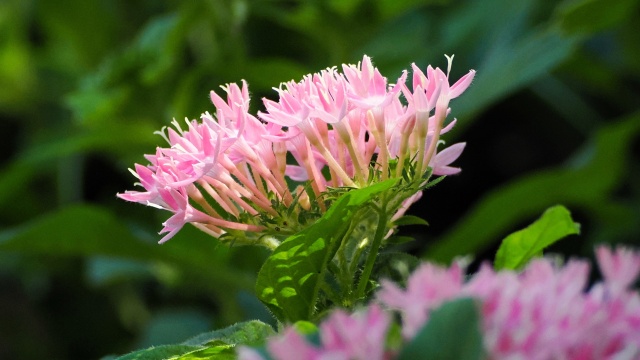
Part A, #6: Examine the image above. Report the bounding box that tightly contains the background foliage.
[1,0,639,358]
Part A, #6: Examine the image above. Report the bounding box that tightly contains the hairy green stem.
[335,211,365,299]
[354,201,388,301]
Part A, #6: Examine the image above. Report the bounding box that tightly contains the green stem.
[354,201,388,301]
[335,211,364,298]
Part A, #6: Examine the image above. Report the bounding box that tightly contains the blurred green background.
[1,0,639,358]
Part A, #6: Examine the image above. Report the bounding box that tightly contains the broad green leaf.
[173,346,236,359]
[115,345,201,360]
[494,205,580,270]
[256,178,398,322]
[398,298,484,360]
[424,113,640,262]
[183,321,275,347]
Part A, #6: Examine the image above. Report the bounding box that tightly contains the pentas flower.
[259,55,475,191]
[119,55,474,244]
[240,246,640,359]
[377,262,464,338]
[118,81,287,245]
[238,305,390,360]
[378,245,640,359]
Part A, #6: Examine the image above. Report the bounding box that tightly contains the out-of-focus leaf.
[134,13,183,85]
[86,257,155,286]
[137,309,211,348]
[376,0,449,21]
[554,0,640,36]
[36,0,120,68]
[398,298,484,360]
[0,205,253,291]
[359,11,430,74]
[0,39,34,110]
[65,12,185,126]
[494,205,581,270]
[231,58,310,92]
[424,112,640,263]
[0,121,158,210]
[327,0,363,16]
[452,27,579,129]
[361,0,581,131]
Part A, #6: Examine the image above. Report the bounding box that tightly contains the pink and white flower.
[119,55,475,244]
[242,246,640,359]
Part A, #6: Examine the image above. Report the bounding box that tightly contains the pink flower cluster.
[118,55,475,243]
[240,246,640,359]
[238,305,390,360]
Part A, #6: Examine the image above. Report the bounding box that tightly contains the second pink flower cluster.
[240,246,640,359]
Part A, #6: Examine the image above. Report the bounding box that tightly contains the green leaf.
[256,178,398,322]
[137,309,212,349]
[183,321,275,347]
[424,112,640,263]
[362,0,580,133]
[494,205,581,270]
[398,298,484,360]
[114,321,275,360]
[115,345,201,360]
[0,205,254,292]
[172,344,236,360]
[554,0,640,36]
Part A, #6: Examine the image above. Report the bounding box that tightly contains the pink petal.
[449,70,476,99]
[596,245,640,291]
[431,142,466,175]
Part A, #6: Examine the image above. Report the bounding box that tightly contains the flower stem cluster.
[118,55,475,245]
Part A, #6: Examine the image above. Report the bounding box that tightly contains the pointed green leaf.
[398,298,484,360]
[494,205,580,270]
